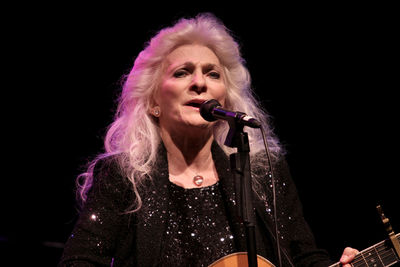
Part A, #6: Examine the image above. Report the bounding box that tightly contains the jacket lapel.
[135,144,170,266]
[211,142,248,252]
[213,143,275,259]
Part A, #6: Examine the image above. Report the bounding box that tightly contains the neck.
[160,127,217,187]
[161,127,214,170]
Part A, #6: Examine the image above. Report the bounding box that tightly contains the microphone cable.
[260,126,295,267]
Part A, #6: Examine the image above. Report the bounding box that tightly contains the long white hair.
[77,13,283,211]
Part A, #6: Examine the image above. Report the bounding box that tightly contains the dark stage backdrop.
[2,4,399,266]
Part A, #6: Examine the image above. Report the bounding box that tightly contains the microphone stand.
[224,113,258,267]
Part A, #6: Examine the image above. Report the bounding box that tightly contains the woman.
[59,13,357,266]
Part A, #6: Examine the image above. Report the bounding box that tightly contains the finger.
[340,247,359,264]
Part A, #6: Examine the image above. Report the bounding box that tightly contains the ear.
[150,106,161,117]
[148,94,161,117]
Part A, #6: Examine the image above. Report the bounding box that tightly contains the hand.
[340,247,359,267]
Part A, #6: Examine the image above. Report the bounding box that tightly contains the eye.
[208,71,221,79]
[173,69,189,78]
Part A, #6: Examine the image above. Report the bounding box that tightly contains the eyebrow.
[202,63,221,72]
[167,61,222,73]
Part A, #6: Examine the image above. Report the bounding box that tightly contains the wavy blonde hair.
[77,13,283,211]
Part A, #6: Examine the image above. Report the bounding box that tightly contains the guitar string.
[330,234,399,266]
[351,252,382,266]
[374,244,387,265]
[351,244,385,266]
[376,243,397,263]
[373,245,387,265]
[379,248,398,265]
[360,246,385,266]
[351,242,397,267]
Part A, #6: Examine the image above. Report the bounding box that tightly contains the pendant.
[193,175,204,186]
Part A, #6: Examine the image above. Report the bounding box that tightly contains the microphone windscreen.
[200,99,221,122]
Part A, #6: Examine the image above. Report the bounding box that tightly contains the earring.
[152,106,161,117]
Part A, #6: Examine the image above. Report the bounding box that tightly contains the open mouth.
[184,99,206,109]
[185,102,201,108]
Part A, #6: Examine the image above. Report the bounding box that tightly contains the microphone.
[200,99,261,128]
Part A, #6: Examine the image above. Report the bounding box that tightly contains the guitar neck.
[329,233,400,267]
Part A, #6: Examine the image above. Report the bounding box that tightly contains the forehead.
[165,44,221,66]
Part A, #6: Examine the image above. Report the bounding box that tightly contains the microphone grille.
[200,99,221,122]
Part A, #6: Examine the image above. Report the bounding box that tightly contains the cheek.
[158,80,182,105]
[214,84,228,105]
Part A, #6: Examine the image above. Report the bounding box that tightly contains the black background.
[1,3,399,266]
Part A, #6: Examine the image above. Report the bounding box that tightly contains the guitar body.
[208,252,275,267]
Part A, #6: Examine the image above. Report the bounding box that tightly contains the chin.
[184,118,214,129]
[188,122,212,129]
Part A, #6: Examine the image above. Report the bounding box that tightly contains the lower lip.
[185,105,200,110]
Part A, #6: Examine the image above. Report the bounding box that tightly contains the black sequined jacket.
[59,142,333,267]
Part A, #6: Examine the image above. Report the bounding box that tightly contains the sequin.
[162,182,236,266]
[60,146,324,266]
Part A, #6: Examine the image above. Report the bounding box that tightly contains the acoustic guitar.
[209,233,400,267]
[210,205,399,267]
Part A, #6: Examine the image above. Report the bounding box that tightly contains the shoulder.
[250,151,297,201]
[90,154,132,196]
[79,154,136,213]
[251,151,289,178]
[93,154,123,176]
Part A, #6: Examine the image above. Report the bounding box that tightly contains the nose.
[190,71,206,94]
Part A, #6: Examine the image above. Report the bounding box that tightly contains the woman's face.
[154,44,227,133]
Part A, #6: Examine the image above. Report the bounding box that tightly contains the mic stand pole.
[224,115,258,267]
